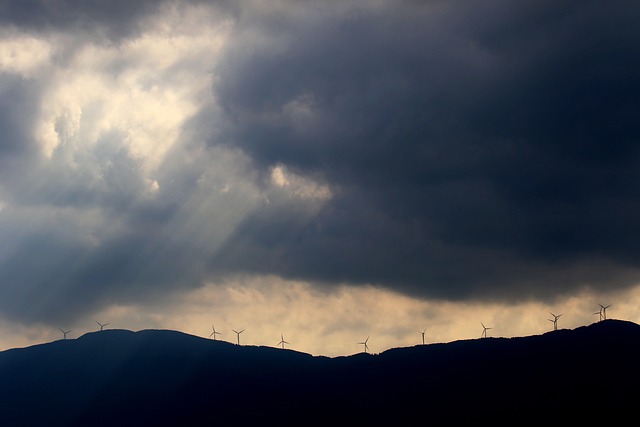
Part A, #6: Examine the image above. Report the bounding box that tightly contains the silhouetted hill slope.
[0,320,638,426]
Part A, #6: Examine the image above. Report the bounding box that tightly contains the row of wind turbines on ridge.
[208,325,290,349]
[58,321,109,340]
[57,304,613,354]
[481,304,612,338]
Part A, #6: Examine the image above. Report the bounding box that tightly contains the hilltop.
[0,319,638,425]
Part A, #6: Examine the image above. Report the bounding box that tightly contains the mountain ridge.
[1,319,638,425]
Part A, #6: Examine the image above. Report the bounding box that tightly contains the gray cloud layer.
[1,0,639,324]
[0,0,188,39]
[208,1,640,297]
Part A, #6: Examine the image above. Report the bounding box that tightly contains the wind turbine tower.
[358,336,370,353]
[96,321,109,331]
[209,325,222,340]
[59,328,72,340]
[594,308,603,322]
[419,329,427,345]
[277,333,290,349]
[599,304,611,320]
[481,323,492,338]
[548,312,562,331]
[232,329,245,345]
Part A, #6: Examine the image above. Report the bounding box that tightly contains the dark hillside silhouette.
[0,320,638,425]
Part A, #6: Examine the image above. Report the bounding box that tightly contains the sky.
[1,0,640,357]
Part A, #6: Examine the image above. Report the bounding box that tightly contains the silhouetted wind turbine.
[419,329,427,345]
[232,329,245,345]
[208,325,221,340]
[59,328,71,340]
[96,321,109,331]
[481,323,492,338]
[358,336,370,353]
[277,333,290,349]
[548,312,562,331]
[594,308,603,322]
[599,304,611,320]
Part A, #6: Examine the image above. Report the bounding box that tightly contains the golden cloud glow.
[4,277,639,357]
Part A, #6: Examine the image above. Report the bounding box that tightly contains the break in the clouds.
[0,0,640,326]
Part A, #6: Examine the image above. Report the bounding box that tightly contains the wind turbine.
[419,329,427,345]
[481,323,492,338]
[277,333,290,349]
[96,321,109,331]
[594,308,603,322]
[548,312,562,331]
[59,328,71,340]
[232,329,245,345]
[599,304,611,320]
[208,325,222,340]
[358,336,370,353]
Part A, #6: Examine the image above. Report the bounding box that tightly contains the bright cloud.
[270,164,332,200]
[20,17,230,171]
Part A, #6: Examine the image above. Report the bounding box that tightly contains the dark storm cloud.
[0,74,39,157]
[0,0,161,40]
[0,0,236,41]
[207,0,640,301]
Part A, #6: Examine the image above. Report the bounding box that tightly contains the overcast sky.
[1,0,640,356]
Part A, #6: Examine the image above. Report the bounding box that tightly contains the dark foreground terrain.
[0,319,638,425]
